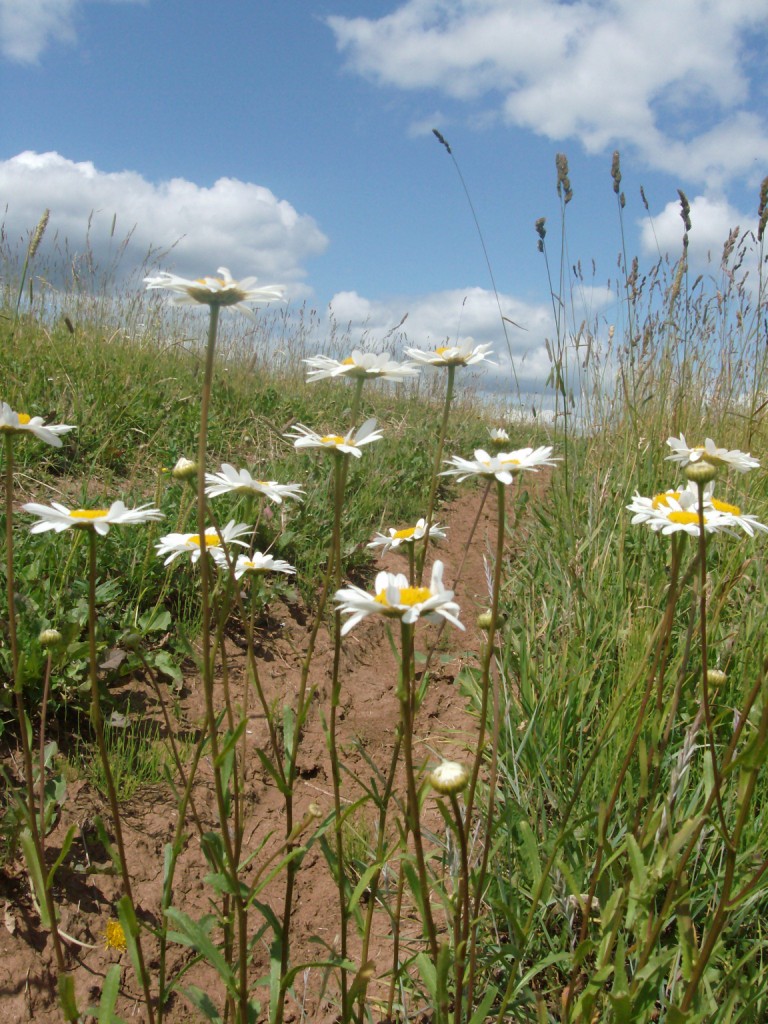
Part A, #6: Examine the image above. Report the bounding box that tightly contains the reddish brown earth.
[0,477,545,1023]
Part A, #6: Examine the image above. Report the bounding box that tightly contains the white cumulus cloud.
[0,151,328,295]
[639,194,756,268]
[328,0,768,188]
[326,285,576,395]
[0,0,143,63]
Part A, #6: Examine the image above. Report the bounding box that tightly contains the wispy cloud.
[0,151,328,294]
[0,0,144,63]
[328,0,768,188]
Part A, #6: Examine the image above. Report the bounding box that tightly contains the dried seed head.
[640,185,649,212]
[611,151,621,194]
[28,209,50,260]
[535,216,546,252]
[432,128,452,155]
[758,175,768,243]
[678,190,692,232]
[556,153,573,204]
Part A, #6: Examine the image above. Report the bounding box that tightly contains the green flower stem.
[357,726,402,1022]
[86,531,155,1023]
[450,792,471,1024]
[195,304,250,1023]
[399,619,439,959]
[463,478,505,1013]
[4,435,68,983]
[417,364,456,584]
[694,482,731,841]
[328,450,350,1021]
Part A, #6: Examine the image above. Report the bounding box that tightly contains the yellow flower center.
[188,532,221,547]
[500,458,521,468]
[711,498,740,515]
[668,511,699,525]
[104,919,127,952]
[18,413,31,425]
[393,527,417,540]
[376,585,431,607]
[70,509,109,520]
[321,434,345,445]
[652,491,680,509]
[342,357,356,366]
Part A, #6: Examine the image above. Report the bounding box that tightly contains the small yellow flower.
[104,918,127,953]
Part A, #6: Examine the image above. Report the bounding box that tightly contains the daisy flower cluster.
[628,437,766,537]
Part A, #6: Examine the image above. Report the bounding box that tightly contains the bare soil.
[0,477,545,1022]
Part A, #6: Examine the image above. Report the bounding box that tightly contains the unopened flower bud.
[707,669,727,687]
[170,457,198,481]
[38,628,62,648]
[428,760,469,795]
[685,461,718,484]
[477,609,506,631]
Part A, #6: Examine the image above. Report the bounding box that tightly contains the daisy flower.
[666,434,760,473]
[441,446,558,485]
[368,518,446,553]
[287,417,383,458]
[303,350,419,383]
[0,402,75,447]
[22,500,163,536]
[144,267,284,320]
[334,560,463,635]
[204,464,304,503]
[404,343,496,367]
[488,427,510,445]
[231,552,296,580]
[155,520,250,565]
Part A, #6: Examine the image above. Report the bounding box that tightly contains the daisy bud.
[707,669,727,688]
[684,461,718,484]
[38,628,62,648]
[477,609,505,631]
[171,457,198,481]
[428,760,469,795]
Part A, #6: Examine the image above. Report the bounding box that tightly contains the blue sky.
[2,0,767,399]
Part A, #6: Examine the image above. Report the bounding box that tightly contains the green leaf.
[19,829,50,927]
[165,907,237,995]
[180,984,224,1023]
[85,963,126,1023]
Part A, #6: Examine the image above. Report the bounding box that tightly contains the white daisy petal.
[204,464,304,504]
[155,520,250,565]
[333,559,463,634]
[286,418,383,458]
[368,517,446,553]
[441,446,558,484]
[22,500,163,534]
[144,267,284,320]
[304,350,420,383]
[404,343,496,367]
[0,401,75,448]
[666,434,760,473]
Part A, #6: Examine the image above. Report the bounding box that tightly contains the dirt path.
[0,477,544,1022]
